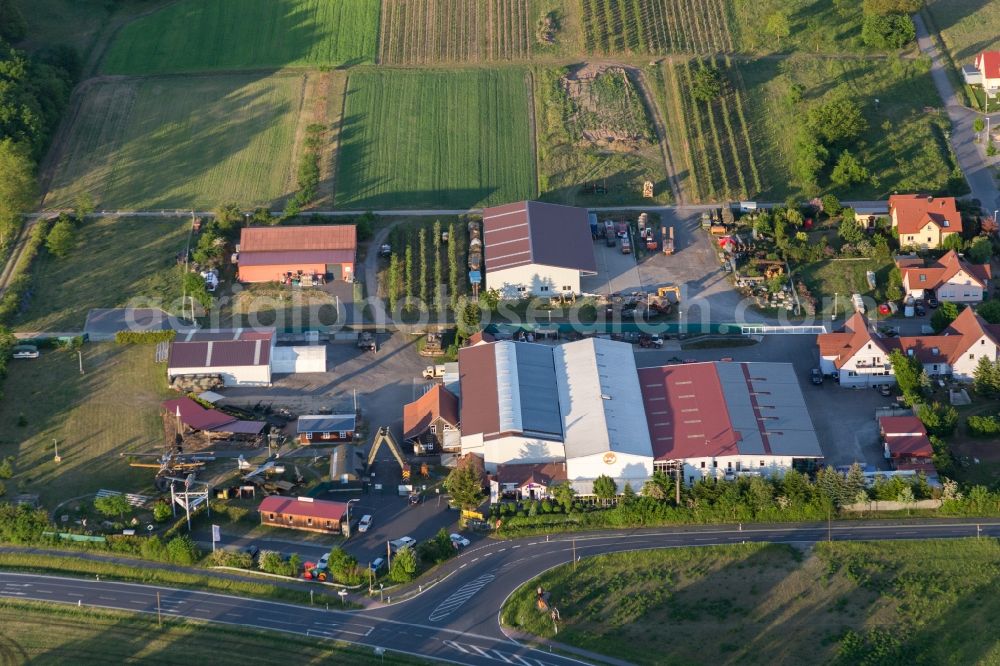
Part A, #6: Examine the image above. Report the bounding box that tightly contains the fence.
[739,325,828,335]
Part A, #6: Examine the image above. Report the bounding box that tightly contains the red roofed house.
[889,195,962,250]
[879,416,933,467]
[237,225,356,283]
[493,462,567,501]
[816,312,894,387]
[483,201,597,298]
[259,495,348,535]
[818,309,1000,385]
[402,384,460,454]
[897,251,991,303]
[973,51,1000,98]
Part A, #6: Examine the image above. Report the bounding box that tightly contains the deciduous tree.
[930,301,960,333]
[444,462,484,510]
[45,214,76,258]
[765,12,791,47]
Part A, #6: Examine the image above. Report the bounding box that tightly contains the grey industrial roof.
[482,201,597,274]
[505,342,563,438]
[555,338,653,459]
[297,414,357,434]
[715,362,822,458]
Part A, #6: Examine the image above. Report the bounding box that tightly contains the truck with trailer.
[620,235,631,254]
[663,226,675,255]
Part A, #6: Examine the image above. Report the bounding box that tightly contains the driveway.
[635,335,892,469]
[581,233,643,295]
[914,13,1000,212]
[635,208,767,325]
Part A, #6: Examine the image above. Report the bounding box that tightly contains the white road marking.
[443,640,470,654]
[492,649,515,663]
[428,574,495,622]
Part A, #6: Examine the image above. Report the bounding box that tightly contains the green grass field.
[44,74,309,209]
[335,69,537,209]
[13,217,187,332]
[0,344,170,507]
[503,540,1000,665]
[100,0,381,74]
[0,600,424,664]
[925,0,1000,66]
[708,56,965,201]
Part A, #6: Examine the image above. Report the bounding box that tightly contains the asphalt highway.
[4,519,1000,665]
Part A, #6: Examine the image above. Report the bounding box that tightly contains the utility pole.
[572,539,576,570]
[674,464,681,505]
[157,592,162,627]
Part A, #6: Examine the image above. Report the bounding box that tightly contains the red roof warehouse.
[238,225,356,283]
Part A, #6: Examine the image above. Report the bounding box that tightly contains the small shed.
[258,496,347,534]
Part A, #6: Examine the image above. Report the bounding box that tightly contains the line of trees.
[385,219,467,312]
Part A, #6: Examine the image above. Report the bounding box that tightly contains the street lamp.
[345,498,360,536]
[379,582,384,603]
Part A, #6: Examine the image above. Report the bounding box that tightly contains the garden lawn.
[0,343,171,507]
[335,69,537,209]
[502,540,1000,666]
[100,0,380,74]
[734,56,965,200]
[43,74,308,209]
[795,257,894,315]
[0,600,424,664]
[13,216,187,332]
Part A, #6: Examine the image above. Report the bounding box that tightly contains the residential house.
[403,384,460,454]
[816,313,894,387]
[483,201,597,298]
[258,496,347,535]
[818,308,1000,384]
[237,225,356,283]
[492,462,567,502]
[854,205,889,230]
[889,195,962,250]
[974,51,1000,97]
[296,414,357,444]
[879,416,934,474]
[897,251,991,303]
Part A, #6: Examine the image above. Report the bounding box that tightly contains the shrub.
[0,456,13,479]
[115,330,176,344]
[389,546,418,583]
[861,13,915,49]
[211,549,253,569]
[94,494,131,520]
[165,535,200,565]
[150,502,171,523]
[140,536,168,561]
[917,401,959,437]
[967,414,1000,437]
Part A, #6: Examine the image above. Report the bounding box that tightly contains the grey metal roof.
[511,343,563,438]
[297,414,357,434]
[716,362,822,458]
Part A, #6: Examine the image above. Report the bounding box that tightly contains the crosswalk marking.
[428,574,495,621]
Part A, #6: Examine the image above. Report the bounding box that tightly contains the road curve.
[3,519,1000,665]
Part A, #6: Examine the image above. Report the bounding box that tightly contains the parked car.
[810,368,823,385]
[927,297,940,309]
[638,334,664,348]
[449,533,470,548]
[915,304,926,317]
[369,557,385,572]
[11,345,39,359]
[878,384,892,396]
[316,552,330,570]
[389,536,416,552]
[408,494,421,506]
[358,514,373,533]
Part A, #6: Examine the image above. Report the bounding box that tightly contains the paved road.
[5,519,1000,665]
[913,13,1000,213]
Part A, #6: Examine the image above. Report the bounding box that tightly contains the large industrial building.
[457,338,823,494]
[482,201,597,298]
